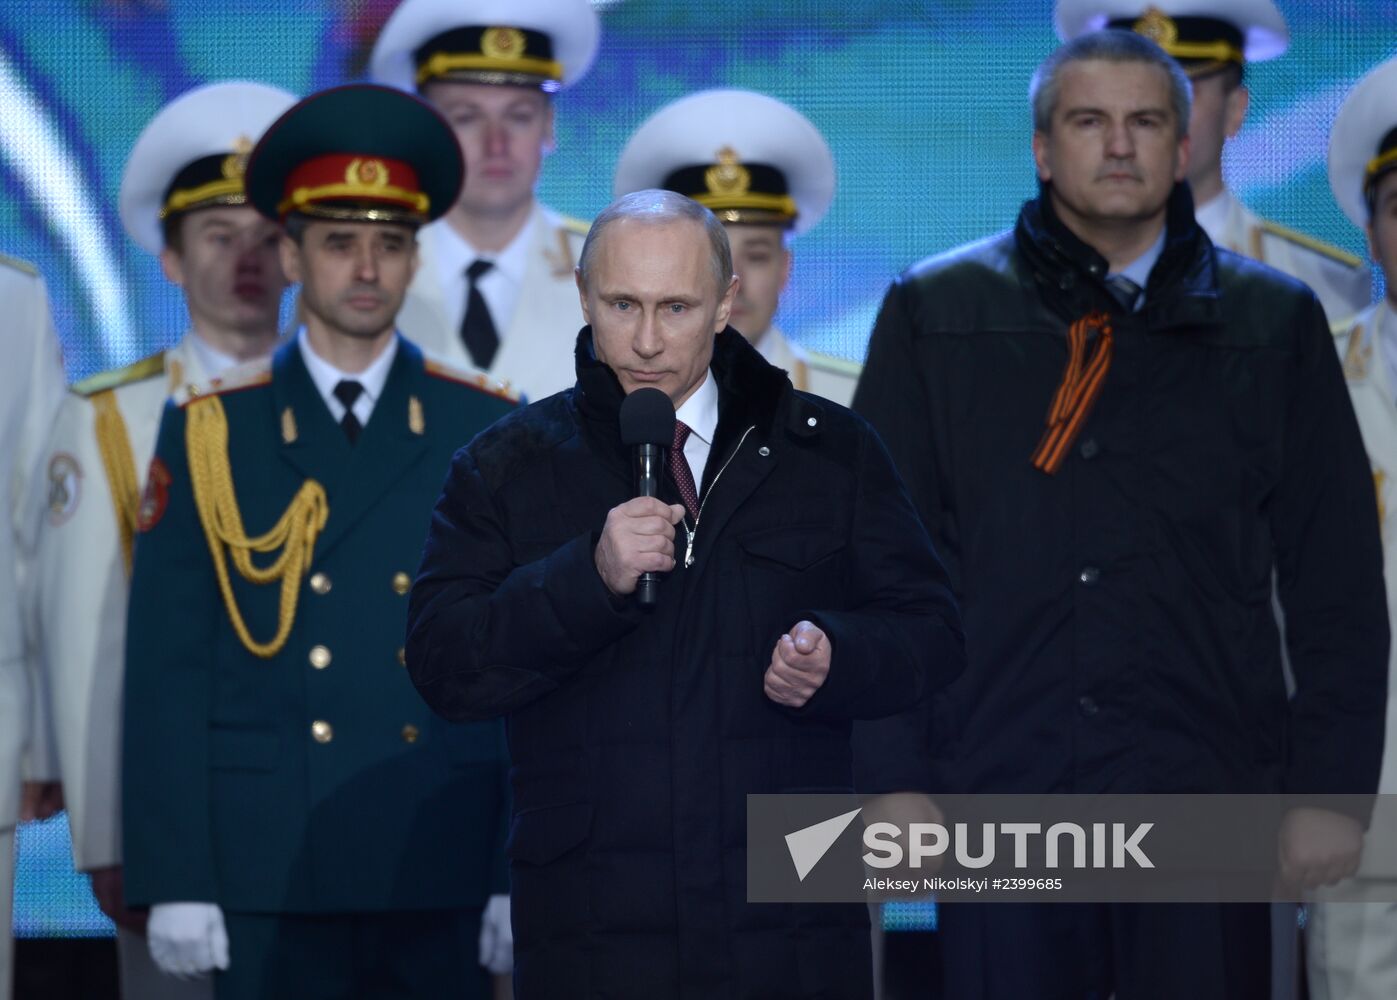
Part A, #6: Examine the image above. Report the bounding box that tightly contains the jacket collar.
[570,325,825,487]
[1015,181,1222,332]
[270,336,431,560]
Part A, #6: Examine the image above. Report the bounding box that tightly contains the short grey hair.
[1030,29,1192,137]
[577,189,733,292]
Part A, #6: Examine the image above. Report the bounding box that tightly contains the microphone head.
[618,387,676,446]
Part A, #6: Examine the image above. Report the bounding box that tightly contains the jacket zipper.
[682,425,756,568]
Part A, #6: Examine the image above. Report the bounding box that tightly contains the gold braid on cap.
[160,139,253,218]
[91,391,141,574]
[186,395,328,658]
[1132,8,1244,66]
[1366,147,1397,180]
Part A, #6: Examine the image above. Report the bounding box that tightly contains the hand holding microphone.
[594,497,686,597]
[606,388,685,606]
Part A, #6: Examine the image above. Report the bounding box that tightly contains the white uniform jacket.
[755,325,861,408]
[2,257,66,828]
[29,336,218,871]
[1334,302,1397,876]
[1204,188,1372,324]
[396,202,586,403]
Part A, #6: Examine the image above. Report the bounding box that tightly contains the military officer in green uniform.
[121,83,516,999]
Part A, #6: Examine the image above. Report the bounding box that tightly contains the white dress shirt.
[430,213,533,344]
[297,329,398,427]
[674,370,719,488]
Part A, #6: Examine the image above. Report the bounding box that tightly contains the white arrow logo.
[785,808,863,881]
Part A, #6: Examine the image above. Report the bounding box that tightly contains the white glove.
[477,894,513,975]
[147,902,230,979]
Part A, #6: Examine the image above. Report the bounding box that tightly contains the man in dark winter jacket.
[854,28,1388,1000]
[405,189,965,999]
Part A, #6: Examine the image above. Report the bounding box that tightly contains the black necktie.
[461,259,499,369]
[333,379,364,445]
[1106,274,1142,313]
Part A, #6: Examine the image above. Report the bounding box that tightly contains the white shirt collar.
[674,369,719,445]
[297,328,399,422]
[433,203,536,289]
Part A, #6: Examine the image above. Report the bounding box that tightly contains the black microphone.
[618,387,676,609]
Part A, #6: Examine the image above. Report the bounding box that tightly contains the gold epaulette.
[424,357,519,403]
[1257,220,1365,269]
[557,214,590,238]
[805,350,863,380]
[173,359,272,408]
[0,252,39,277]
[73,351,166,397]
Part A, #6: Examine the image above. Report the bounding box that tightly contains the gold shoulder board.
[1258,221,1365,269]
[72,351,167,397]
[0,252,39,277]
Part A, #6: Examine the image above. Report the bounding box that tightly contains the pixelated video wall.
[5,0,1395,937]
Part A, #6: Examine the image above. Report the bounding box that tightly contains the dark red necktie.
[670,420,700,519]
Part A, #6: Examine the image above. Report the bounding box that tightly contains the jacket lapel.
[310,339,430,559]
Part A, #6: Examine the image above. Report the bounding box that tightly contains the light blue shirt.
[1107,227,1166,312]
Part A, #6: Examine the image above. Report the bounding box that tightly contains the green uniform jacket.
[123,337,514,913]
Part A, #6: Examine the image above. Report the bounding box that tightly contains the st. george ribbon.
[618,387,676,609]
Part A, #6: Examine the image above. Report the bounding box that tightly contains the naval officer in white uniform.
[371,0,599,402]
[1,253,65,1000]
[612,88,858,406]
[27,80,294,1000]
[1309,53,1397,1000]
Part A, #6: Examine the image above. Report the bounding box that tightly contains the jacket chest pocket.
[737,526,847,652]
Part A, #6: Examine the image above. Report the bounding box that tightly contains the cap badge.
[222,135,253,182]
[705,147,751,198]
[347,158,390,188]
[482,26,526,61]
[1133,7,1179,47]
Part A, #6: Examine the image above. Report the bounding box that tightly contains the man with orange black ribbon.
[1056,1,1373,324]
[854,29,1387,999]
[121,84,516,999]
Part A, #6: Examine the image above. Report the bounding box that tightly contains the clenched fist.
[1277,807,1365,889]
[594,496,687,596]
[764,620,831,708]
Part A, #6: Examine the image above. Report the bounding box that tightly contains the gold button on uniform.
[310,573,331,595]
[401,724,420,744]
[309,645,332,670]
[311,720,333,744]
[396,648,406,666]
[392,571,411,595]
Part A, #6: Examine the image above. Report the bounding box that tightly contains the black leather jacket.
[854,184,1388,806]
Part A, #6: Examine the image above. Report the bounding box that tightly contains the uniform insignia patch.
[46,452,82,526]
[137,457,172,533]
[544,227,576,277]
[409,395,425,435]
